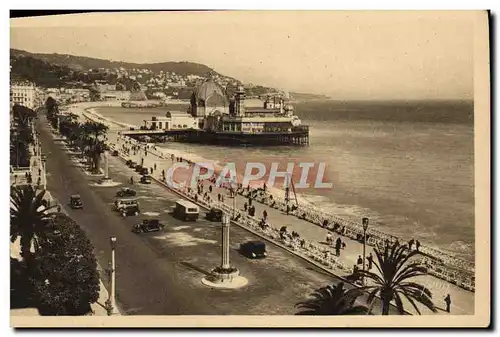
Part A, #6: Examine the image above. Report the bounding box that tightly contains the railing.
[107,114,475,293]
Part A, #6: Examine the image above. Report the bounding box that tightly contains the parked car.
[69,194,83,209]
[116,187,137,198]
[140,167,149,175]
[132,219,165,234]
[126,160,137,168]
[112,150,119,156]
[239,241,267,259]
[140,175,152,184]
[206,207,223,222]
[114,198,140,217]
[135,165,144,173]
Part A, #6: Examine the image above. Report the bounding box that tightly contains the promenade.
[92,120,474,315]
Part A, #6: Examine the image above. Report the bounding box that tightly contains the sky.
[10,11,478,100]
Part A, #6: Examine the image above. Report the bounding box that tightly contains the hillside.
[10,48,329,100]
[10,48,229,78]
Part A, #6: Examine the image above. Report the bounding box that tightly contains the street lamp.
[105,236,118,315]
[362,217,369,285]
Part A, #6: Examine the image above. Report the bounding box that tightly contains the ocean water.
[96,100,475,261]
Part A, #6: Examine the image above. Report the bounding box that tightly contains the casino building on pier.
[134,79,309,146]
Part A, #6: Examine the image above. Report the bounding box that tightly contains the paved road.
[39,116,395,316]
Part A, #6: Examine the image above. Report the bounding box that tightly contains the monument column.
[221,214,230,270]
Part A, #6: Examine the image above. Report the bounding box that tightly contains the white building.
[10,81,42,110]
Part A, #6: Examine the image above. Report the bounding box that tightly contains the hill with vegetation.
[10,48,330,100]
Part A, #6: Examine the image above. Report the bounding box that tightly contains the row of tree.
[10,104,37,168]
[296,243,438,315]
[45,97,109,174]
[10,185,100,315]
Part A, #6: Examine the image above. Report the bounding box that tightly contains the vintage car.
[114,198,140,217]
[140,175,152,184]
[205,207,223,222]
[139,167,149,175]
[69,194,83,209]
[131,219,165,234]
[116,187,137,198]
[135,165,144,173]
[126,160,137,168]
[112,150,119,156]
[239,241,267,259]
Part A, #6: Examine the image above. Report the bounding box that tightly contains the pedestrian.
[286,204,290,215]
[218,193,221,202]
[416,240,421,251]
[57,204,61,212]
[444,294,451,313]
[130,176,134,184]
[248,198,252,207]
[162,169,165,178]
[408,238,415,250]
[209,185,213,193]
[150,167,153,174]
[263,182,267,192]
[221,195,224,203]
[357,255,363,266]
[263,210,268,220]
[244,202,248,211]
[326,232,333,246]
[154,163,157,171]
[367,253,374,270]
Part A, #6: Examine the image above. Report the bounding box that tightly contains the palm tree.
[358,243,437,315]
[295,282,369,315]
[10,185,55,261]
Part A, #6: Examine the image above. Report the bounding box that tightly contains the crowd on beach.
[79,107,475,294]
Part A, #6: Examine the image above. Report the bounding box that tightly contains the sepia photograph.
[7,9,490,328]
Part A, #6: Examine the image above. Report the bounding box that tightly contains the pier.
[120,126,310,146]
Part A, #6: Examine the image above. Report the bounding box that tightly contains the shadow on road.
[179,261,211,276]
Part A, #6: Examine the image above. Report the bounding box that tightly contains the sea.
[95,100,475,261]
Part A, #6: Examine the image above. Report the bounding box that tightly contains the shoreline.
[75,103,475,290]
[86,106,473,262]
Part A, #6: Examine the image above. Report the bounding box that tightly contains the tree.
[10,185,55,261]
[295,282,369,315]
[32,213,100,315]
[358,243,437,315]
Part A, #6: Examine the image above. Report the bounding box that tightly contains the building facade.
[10,81,42,110]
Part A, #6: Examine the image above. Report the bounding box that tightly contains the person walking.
[408,238,415,250]
[367,253,374,270]
[154,163,157,171]
[444,294,451,313]
[209,185,213,193]
[263,210,268,220]
[335,237,342,256]
[244,202,248,212]
[286,204,290,215]
[416,240,421,252]
[218,193,221,202]
[357,255,363,266]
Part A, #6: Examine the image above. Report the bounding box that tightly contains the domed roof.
[193,80,227,102]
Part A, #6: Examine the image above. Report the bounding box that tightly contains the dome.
[193,80,227,103]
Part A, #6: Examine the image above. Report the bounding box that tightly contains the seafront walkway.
[80,107,474,315]
[103,134,471,315]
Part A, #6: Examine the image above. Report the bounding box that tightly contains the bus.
[173,199,200,221]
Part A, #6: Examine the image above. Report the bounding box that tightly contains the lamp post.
[105,236,118,315]
[362,217,369,285]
